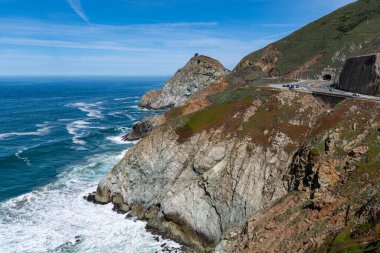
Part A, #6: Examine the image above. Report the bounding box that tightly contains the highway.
[269,80,380,104]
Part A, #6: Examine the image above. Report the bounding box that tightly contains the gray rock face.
[139,55,230,109]
[97,91,326,249]
[337,53,380,96]
[98,128,291,247]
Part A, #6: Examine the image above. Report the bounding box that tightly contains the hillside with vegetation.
[94,1,380,252]
[95,82,380,252]
[234,0,380,80]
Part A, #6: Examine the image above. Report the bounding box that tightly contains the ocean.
[0,77,182,252]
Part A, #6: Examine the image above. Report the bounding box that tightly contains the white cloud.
[0,18,284,75]
[66,0,89,24]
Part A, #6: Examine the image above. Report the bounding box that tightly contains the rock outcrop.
[125,78,229,141]
[96,88,327,250]
[337,53,380,96]
[122,117,163,141]
[139,55,230,109]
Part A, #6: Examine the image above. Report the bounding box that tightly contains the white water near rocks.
[0,77,178,252]
[0,149,182,253]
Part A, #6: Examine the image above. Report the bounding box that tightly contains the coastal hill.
[139,54,230,110]
[235,0,380,80]
[94,0,380,252]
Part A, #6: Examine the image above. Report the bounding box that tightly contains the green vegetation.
[355,128,380,170]
[310,141,325,158]
[315,222,380,253]
[207,86,273,104]
[176,96,252,142]
[238,0,380,77]
[174,87,312,148]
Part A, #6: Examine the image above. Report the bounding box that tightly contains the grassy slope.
[237,0,380,77]
[170,87,317,156]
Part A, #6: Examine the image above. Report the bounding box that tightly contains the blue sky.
[0,0,356,76]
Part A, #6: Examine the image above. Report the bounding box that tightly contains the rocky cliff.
[96,85,380,252]
[218,99,380,252]
[234,0,380,79]
[139,55,230,109]
[337,54,380,96]
[96,87,327,249]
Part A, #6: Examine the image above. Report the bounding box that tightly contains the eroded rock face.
[97,89,325,249]
[234,44,279,76]
[337,53,380,96]
[139,55,230,109]
[217,100,380,253]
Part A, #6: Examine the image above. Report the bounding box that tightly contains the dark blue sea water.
[0,77,181,252]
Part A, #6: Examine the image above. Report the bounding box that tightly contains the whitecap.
[15,148,32,166]
[0,122,52,140]
[113,96,139,101]
[66,120,91,145]
[108,111,125,118]
[125,114,136,121]
[67,102,104,119]
[106,135,139,145]
[106,135,126,145]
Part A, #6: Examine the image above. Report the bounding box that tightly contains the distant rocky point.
[139,54,230,109]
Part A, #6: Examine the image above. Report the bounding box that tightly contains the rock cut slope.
[337,53,380,96]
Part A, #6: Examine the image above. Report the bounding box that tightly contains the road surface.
[269,80,380,104]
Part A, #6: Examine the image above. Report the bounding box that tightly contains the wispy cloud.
[0,18,285,75]
[0,37,161,52]
[259,23,300,28]
[66,0,89,24]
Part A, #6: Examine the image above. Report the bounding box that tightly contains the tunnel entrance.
[323,74,332,81]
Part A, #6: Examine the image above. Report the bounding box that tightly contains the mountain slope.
[235,0,380,79]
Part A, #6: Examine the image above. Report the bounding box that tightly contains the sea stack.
[139,54,230,109]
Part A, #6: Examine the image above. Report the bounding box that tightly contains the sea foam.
[0,151,182,253]
[0,122,52,140]
[67,102,104,119]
